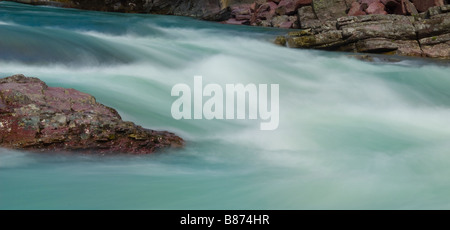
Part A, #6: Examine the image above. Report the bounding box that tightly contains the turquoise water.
[1,1,450,209]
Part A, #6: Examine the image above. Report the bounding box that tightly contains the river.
[1,1,450,209]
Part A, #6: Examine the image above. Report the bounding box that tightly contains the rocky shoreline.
[6,0,450,59]
[0,74,184,154]
[276,4,450,59]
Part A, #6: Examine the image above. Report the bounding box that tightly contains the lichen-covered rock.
[279,5,450,59]
[0,74,184,154]
[274,35,287,45]
[298,6,321,28]
[414,12,450,38]
[419,33,450,58]
[312,0,349,21]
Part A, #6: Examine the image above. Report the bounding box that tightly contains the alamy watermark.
[171,76,279,130]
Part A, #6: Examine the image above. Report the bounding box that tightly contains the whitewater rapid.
[1,1,450,209]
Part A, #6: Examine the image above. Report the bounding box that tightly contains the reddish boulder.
[348,2,367,16]
[231,4,251,17]
[0,74,184,154]
[257,2,277,20]
[276,0,311,15]
[366,2,387,14]
[403,0,419,15]
[279,20,294,28]
[411,0,444,12]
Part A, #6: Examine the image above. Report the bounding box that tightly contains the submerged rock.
[0,74,184,154]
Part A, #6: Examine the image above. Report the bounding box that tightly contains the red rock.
[235,14,251,20]
[279,20,294,28]
[0,75,184,154]
[366,2,387,14]
[360,0,381,5]
[231,4,251,16]
[380,0,398,4]
[403,0,418,15]
[224,18,246,25]
[257,2,277,20]
[250,2,257,12]
[348,2,367,16]
[296,0,313,5]
[411,0,443,12]
[276,0,311,15]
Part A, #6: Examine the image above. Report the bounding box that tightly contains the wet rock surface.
[0,74,184,154]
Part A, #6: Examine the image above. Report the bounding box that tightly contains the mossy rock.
[274,36,287,46]
[288,36,317,48]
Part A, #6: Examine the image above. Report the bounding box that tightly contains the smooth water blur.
[1,1,450,209]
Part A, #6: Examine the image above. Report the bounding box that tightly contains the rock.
[288,30,344,48]
[257,2,278,20]
[269,0,282,3]
[235,14,252,20]
[348,2,367,16]
[421,42,450,58]
[366,2,387,14]
[419,33,450,58]
[414,13,450,38]
[256,19,273,27]
[231,4,251,16]
[290,15,300,28]
[9,0,242,21]
[411,0,444,13]
[274,35,287,46]
[395,40,423,56]
[355,38,422,56]
[0,75,184,154]
[276,0,312,16]
[271,15,290,27]
[279,20,294,28]
[339,15,416,41]
[281,9,450,59]
[355,38,399,52]
[298,6,321,28]
[403,0,419,15]
[312,0,349,21]
[224,18,247,25]
[360,0,380,5]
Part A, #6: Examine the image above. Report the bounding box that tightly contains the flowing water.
[1,1,450,210]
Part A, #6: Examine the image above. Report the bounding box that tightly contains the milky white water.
[1,1,450,209]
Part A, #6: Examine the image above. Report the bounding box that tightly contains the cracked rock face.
[0,74,184,154]
[281,6,450,59]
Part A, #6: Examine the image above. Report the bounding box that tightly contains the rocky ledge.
[275,4,450,59]
[0,74,184,154]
